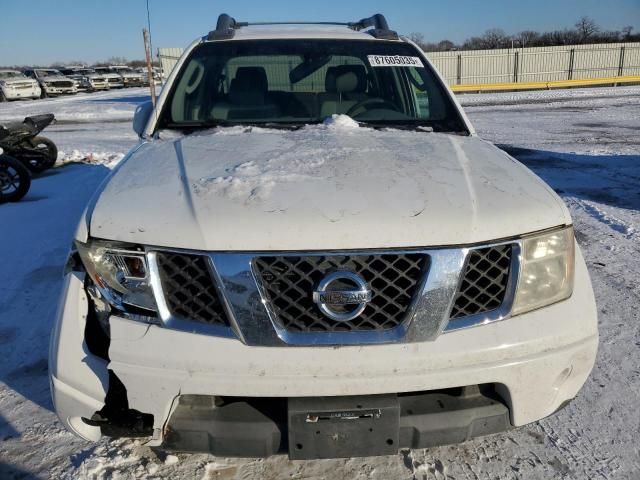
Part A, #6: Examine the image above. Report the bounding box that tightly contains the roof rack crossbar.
[239,21,354,27]
[207,13,398,41]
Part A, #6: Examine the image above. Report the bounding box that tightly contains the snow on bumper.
[50,251,598,439]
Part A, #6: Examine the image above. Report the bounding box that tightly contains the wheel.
[0,89,6,102]
[0,155,31,203]
[20,136,58,173]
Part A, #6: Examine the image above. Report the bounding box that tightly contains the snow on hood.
[89,123,570,250]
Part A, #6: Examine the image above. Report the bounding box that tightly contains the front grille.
[449,245,513,320]
[50,81,72,88]
[155,252,230,327]
[254,254,429,333]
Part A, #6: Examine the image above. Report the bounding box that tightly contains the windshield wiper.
[164,120,306,131]
[358,120,468,135]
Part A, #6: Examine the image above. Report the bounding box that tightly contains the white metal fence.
[425,42,640,85]
[158,48,184,80]
[159,42,640,86]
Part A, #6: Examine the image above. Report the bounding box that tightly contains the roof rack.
[207,13,398,41]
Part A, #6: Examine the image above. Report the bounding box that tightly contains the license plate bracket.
[288,395,399,460]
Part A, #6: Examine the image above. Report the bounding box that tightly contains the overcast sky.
[1,0,639,66]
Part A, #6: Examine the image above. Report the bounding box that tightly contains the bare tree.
[480,29,509,49]
[517,30,540,48]
[407,32,430,50]
[52,60,87,67]
[106,56,128,65]
[575,17,599,42]
[622,26,633,39]
[437,40,456,51]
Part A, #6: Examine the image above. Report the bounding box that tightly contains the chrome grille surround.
[155,252,230,326]
[147,251,236,338]
[253,254,429,333]
[143,240,521,346]
[449,245,513,320]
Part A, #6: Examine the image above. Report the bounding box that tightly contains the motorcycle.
[0,114,58,173]
[0,153,32,203]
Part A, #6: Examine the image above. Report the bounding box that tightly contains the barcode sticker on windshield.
[367,55,424,67]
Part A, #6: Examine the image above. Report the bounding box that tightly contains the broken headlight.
[76,240,157,315]
[512,226,575,316]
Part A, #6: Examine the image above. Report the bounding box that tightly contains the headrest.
[229,67,268,105]
[325,65,367,94]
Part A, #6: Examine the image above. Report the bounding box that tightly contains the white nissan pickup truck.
[50,13,598,460]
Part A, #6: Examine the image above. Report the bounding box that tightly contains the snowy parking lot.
[0,86,639,479]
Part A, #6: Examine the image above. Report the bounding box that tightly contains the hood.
[0,77,37,86]
[89,123,570,251]
[42,75,71,82]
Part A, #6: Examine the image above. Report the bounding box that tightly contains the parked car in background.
[93,67,125,89]
[58,67,110,92]
[24,69,77,98]
[137,67,162,86]
[0,70,41,101]
[109,66,144,87]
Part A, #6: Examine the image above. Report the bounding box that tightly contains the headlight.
[512,226,575,316]
[76,239,157,315]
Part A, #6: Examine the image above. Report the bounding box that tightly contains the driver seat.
[319,65,368,118]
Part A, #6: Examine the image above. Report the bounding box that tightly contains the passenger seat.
[211,67,279,121]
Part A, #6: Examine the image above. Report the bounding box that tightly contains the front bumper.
[90,81,110,90]
[123,78,144,87]
[43,85,77,95]
[49,248,598,450]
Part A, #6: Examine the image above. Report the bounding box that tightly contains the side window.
[170,59,206,121]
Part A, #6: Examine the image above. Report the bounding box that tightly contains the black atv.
[0,114,58,173]
[0,154,31,203]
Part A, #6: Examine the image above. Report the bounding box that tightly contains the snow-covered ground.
[0,86,639,479]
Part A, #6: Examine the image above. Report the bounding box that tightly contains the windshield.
[160,39,468,133]
[36,70,61,77]
[0,71,26,79]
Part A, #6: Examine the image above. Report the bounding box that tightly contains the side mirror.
[133,101,154,137]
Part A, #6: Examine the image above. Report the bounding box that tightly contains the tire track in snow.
[566,197,637,238]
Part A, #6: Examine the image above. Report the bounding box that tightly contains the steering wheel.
[346,98,397,117]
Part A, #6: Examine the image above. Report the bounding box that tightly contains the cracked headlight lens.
[512,226,575,316]
[76,240,157,314]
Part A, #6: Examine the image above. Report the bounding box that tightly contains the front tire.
[0,90,6,102]
[0,155,31,203]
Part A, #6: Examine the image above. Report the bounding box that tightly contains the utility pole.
[143,28,156,107]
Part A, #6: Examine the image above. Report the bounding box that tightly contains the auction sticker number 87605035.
[367,55,424,67]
